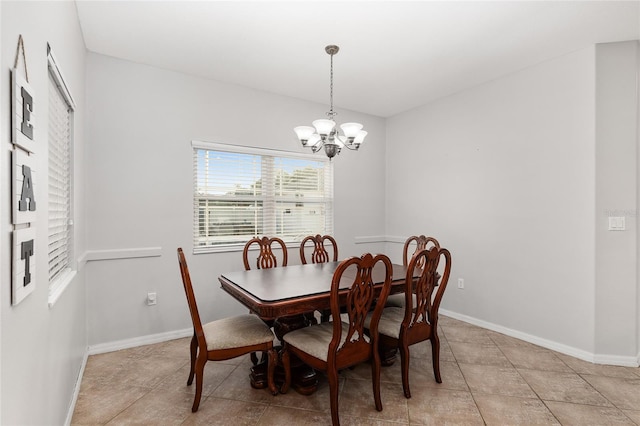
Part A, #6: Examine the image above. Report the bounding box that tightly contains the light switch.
[608,216,626,231]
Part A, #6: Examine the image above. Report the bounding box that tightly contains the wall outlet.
[147,292,157,306]
[457,278,464,289]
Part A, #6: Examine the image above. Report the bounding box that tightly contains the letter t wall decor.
[10,35,38,306]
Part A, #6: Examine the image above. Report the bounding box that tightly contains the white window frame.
[192,140,334,254]
[47,45,76,306]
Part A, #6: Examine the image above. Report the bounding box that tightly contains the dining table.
[218,260,414,394]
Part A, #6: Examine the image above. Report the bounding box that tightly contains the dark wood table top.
[219,261,411,320]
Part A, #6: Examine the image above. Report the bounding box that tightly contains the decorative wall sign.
[12,149,37,225]
[12,69,36,153]
[12,227,36,306]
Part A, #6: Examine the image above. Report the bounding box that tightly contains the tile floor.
[72,316,640,425]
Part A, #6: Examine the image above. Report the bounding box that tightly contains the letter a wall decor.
[12,149,37,225]
[12,227,36,306]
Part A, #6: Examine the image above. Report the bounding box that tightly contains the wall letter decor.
[12,227,36,305]
[12,149,37,224]
[12,70,36,154]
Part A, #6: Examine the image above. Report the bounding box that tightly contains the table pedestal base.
[380,344,398,366]
[249,350,318,395]
[250,313,319,394]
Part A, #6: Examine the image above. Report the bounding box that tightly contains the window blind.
[48,67,72,284]
[193,142,333,252]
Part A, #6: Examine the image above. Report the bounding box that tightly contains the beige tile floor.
[72,316,640,425]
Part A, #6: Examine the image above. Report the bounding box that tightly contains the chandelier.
[294,45,367,159]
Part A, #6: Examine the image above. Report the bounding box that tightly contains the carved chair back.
[243,236,288,270]
[402,235,440,268]
[300,234,338,264]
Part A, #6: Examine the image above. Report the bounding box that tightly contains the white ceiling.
[76,1,639,118]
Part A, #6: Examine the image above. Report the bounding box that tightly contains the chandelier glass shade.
[294,45,367,159]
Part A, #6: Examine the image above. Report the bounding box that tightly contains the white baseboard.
[87,328,192,355]
[66,328,192,424]
[64,350,89,426]
[439,309,639,368]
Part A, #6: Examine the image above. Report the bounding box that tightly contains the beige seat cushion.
[385,293,417,308]
[283,322,369,362]
[364,307,404,339]
[202,314,274,351]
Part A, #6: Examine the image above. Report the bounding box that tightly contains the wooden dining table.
[219,260,413,394]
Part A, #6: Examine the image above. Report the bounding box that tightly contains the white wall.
[84,53,387,346]
[1,1,87,424]
[386,48,598,354]
[594,41,639,360]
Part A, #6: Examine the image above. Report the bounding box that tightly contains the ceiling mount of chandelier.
[294,45,367,160]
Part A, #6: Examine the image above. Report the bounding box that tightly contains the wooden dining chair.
[243,236,288,270]
[385,235,440,308]
[243,236,289,364]
[300,234,339,322]
[300,234,338,265]
[281,253,393,426]
[177,248,278,412]
[368,246,451,399]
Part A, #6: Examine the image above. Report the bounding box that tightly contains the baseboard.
[64,350,89,426]
[593,353,640,367]
[87,328,192,355]
[439,309,639,368]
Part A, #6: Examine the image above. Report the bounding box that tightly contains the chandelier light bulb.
[294,126,315,145]
[312,119,336,137]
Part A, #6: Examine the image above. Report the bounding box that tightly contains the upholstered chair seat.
[283,322,369,362]
[384,293,417,309]
[203,315,275,351]
[365,307,404,339]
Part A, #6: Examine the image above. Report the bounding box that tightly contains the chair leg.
[250,351,259,365]
[399,343,411,398]
[191,356,206,412]
[280,344,291,394]
[187,334,197,386]
[431,333,442,383]
[266,348,278,395]
[371,347,383,411]
[328,366,340,426]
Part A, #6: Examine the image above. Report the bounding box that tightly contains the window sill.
[193,240,302,255]
[48,268,76,308]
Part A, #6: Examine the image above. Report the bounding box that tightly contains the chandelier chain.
[328,52,335,119]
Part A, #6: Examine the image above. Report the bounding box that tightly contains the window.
[193,141,333,252]
[47,46,75,305]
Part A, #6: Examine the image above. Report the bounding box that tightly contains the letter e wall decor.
[12,69,36,154]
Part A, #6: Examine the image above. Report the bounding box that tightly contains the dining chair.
[368,246,451,399]
[385,235,440,308]
[243,236,289,364]
[281,253,393,426]
[243,236,288,270]
[300,234,339,322]
[177,248,278,412]
[300,234,338,265]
